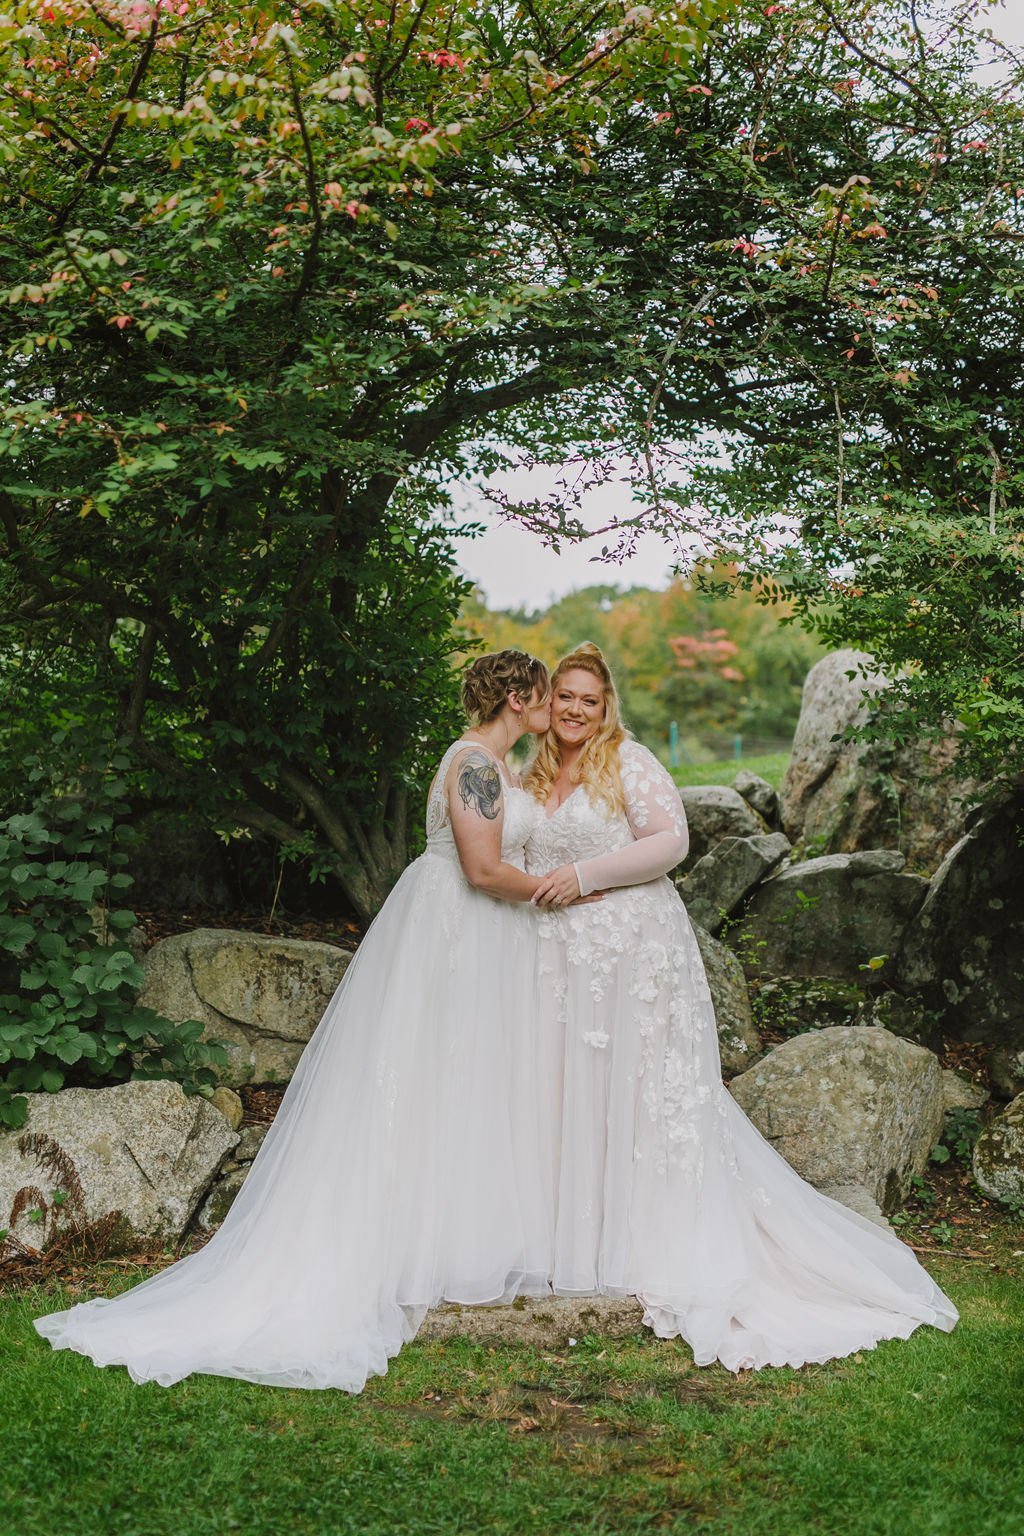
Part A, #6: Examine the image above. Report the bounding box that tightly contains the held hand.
[531,864,583,908]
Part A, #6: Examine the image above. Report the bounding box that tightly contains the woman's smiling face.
[551,667,605,749]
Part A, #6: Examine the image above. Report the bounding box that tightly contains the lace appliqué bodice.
[524,739,683,876]
[524,785,632,875]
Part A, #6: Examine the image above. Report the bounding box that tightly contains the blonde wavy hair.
[525,642,628,815]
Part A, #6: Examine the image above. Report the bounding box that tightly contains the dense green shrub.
[0,752,225,1130]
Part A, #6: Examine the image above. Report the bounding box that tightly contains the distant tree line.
[460,567,825,760]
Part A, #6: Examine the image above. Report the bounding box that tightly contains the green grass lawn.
[671,753,790,793]
[4,1247,1022,1536]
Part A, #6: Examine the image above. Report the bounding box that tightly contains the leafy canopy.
[1,0,1021,934]
[0,0,734,919]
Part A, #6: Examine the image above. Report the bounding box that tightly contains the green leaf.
[37,933,69,960]
[51,1034,85,1065]
[0,1090,28,1129]
[0,920,35,954]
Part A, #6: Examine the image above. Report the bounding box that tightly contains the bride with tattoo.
[35,650,567,1392]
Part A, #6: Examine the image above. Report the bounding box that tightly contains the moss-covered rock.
[748,977,943,1047]
[0,1081,237,1254]
[677,786,766,874]
[139,928,352,1085]
[728,1026,944,1213]
[780,649,975,870]
[738,851,927,985]
[972,1095,1024,1207]
[899,790,1024,1052]
[691,923,762,1076]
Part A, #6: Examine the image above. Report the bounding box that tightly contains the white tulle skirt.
[35,858,957,1391]
[529,880,958,1372]
[35,850,556,1391]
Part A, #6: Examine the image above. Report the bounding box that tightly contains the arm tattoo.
[457,752,502,821]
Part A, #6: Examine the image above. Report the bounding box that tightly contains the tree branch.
[380,0,433,88]
[54,18,161,233]
[816,2,948,131]
[481,21,642,142]
[0,88,97,161]
[232,800,310,851]
[279,763,373,871]
[120,624,158,740]
[284,49,324,313]
[86,1,126,38]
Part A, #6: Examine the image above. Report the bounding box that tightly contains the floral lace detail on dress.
[619,740,688,838]
[525,748,738,1180]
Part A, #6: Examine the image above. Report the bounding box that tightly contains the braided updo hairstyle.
[461,650,550,727]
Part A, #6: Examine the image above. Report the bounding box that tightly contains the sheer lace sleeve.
[574,741,689,897]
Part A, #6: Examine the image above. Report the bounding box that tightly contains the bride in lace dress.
[35,651,563,1392]
[523,642,957,1371]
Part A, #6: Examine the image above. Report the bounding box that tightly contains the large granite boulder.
[728,1026,944,1212]
[780,649,975,871]
[941,1071,988,1114]
[678,786,766,874]
[692,923,762,1076]
[678,832,791,936]
[738,851,928,984]
[0,1081,236,1254]
[972,1094,1024,1207]
[731,770,780,827]
[139,928,352,1085]
[898,789,1024,1051]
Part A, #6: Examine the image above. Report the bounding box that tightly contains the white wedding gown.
[35,739,956,1389]
[523,740,957,1370]
[35,741,558,1390]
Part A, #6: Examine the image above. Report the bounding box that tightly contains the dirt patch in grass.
[389,1382,646,1442]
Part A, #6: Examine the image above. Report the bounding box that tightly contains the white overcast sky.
[452,2,1024,610]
